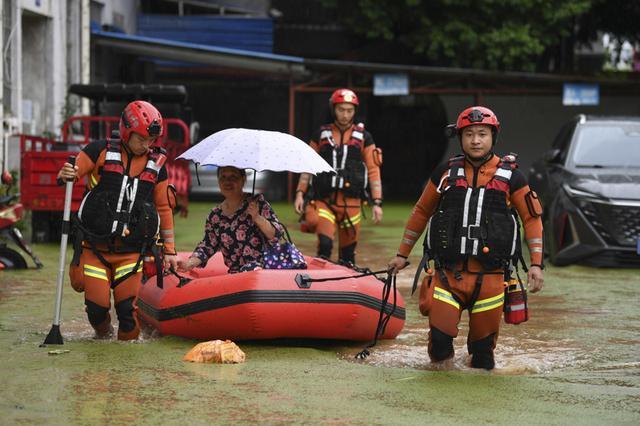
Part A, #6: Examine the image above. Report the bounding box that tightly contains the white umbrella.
[176,128,334,175]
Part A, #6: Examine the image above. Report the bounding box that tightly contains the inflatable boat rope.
[295,265,406,360]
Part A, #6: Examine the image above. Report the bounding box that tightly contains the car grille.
[584,250,640,267]
[580,201,640,246]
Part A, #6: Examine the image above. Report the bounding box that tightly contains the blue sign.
[563,83,600,106]
[373,73,409,96]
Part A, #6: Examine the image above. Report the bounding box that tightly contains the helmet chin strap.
[464,150,493,163]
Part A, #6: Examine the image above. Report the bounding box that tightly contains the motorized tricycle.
[0,170,44,269]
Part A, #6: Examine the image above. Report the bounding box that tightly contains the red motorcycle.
[0,170,43,269]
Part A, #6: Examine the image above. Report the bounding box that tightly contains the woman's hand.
[246,200,260,219]
[177,256,201,272]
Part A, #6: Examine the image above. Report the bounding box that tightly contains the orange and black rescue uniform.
[397,153,543,369]
[67,139,175,340]
[296,122,382,264]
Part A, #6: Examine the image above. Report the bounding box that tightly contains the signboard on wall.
[373,73,410,96]
[563,83,600,106]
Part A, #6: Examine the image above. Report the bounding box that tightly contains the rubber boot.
[428,327,454,362]
[92,314,114,340]
[117,326,140,341]
[317,234,333,259]
[338,243,356,266]
[469,334,496,370]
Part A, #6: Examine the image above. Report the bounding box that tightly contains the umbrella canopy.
[176,128,334,175]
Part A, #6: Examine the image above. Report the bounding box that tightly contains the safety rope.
[295,267,388,286]
[355,272,398,360]
[163,266,192,288]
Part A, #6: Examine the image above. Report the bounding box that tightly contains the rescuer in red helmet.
[57,100,178,341]
[294,88,384,265]
[387,106,545,370]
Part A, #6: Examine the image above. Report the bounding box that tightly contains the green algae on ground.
[1,201,639,424]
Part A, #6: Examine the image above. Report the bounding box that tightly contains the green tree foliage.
[576,0,640,64]
[320,0,637,72]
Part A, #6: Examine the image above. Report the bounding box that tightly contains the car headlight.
[562,184,603,212]
[562,184,600,200]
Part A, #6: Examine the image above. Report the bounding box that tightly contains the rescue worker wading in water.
[388,106,545,370]
[57,101,179,340]
[294,88,383,265]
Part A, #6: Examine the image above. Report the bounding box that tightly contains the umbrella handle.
[252,172,256,196]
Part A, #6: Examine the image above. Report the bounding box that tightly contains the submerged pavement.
[1,202,639,424]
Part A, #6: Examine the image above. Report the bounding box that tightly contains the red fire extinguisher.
[504,278,528,324]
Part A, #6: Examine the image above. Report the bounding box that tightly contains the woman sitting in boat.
[177,166,285,273]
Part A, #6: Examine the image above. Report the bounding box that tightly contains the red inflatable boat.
[137,253,405,341]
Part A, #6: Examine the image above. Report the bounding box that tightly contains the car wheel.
[0,246,28,269]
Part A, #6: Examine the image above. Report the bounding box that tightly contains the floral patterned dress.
[192,194,284,273]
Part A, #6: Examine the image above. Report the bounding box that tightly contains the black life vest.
[312,123,368,199]
[425,154,521,271]
[77,140,165,251]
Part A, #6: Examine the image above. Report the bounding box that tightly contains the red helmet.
[330,88,359,107]
[456,106,500,131]
[119,100,163,143]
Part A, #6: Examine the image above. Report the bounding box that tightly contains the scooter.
[0,170,44,269]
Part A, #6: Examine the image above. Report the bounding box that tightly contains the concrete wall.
[92,0,138,34]
[0,0,95,172]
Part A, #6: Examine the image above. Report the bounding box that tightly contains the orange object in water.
[138,252,406,341]
[183,340,245,364]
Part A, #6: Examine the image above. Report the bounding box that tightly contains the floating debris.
[183,340,246,364]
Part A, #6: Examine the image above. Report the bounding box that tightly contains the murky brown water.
[2,206,639,423]
[40,229,634,378]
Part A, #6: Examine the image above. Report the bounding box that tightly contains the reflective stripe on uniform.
[339,213,361,228]
[114,262,142,280]
[84,264,109,281]
[527,238,543,245]
[495,168,512,180]
[470,292,505,314]
[89,173,99,189]
[105,151,120,162]
[146,159,161,173]
[318,208,336,224]
[405,229,420,238]
[433,287,460,309]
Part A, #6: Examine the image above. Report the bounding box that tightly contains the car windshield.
[572,123,640,168]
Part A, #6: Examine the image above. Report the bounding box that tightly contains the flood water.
[1,209,639,424]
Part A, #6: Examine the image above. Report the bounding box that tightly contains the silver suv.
[189,163,286,201]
